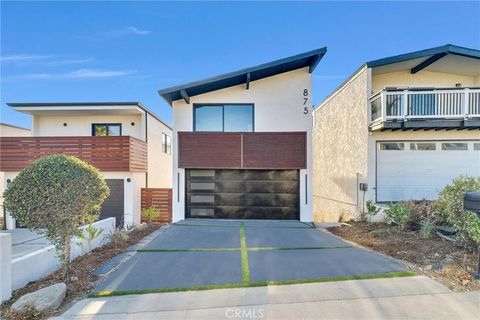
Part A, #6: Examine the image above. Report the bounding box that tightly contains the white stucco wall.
[33,115,143,139]
[372,70,476,93]
[0,124,30,137]
[312,67,370,222]
[146,113,173,188]
[172,68,313,222]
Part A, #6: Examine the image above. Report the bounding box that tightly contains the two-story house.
[0,102,172,229]
[159,48,327,222]
[313,44,480,221]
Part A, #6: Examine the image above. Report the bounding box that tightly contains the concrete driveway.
[92,219,410,295]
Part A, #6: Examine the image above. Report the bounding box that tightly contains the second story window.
[92,123,122,136]
[194,104,253,132]
[162,133,171,154]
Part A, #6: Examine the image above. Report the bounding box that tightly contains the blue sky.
[1,1,479,128]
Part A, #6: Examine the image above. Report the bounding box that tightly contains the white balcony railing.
[370,87,480,123]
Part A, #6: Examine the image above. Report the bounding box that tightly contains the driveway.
[93,220,410,295]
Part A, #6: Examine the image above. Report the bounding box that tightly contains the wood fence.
[141,188,172,224]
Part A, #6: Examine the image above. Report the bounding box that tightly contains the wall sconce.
[126,178,131,182]
[131,122,135,126]
[63,123,68,127]
[455,83,462,88]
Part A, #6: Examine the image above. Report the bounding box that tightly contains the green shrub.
[366,200,381,217]
[142,207,161,224]
[3,154,110,278]
[384,202,411,230]
[432,176,480,250]
[420,218,434,238]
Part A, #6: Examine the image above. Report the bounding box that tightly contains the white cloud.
[42,58,94,66]
[0,54,53,62]
[22,68,137,79]
[125,26,151,36]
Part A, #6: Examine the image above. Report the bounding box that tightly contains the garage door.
[377,141,480,202]
[186,169,299,220]
[100,179,124,227]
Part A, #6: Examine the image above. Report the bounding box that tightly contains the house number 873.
[303,89,309,114]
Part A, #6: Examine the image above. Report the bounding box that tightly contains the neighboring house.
[313,44,480,222]
[0,102,172,229]
[159,48,327,222]
[0,123,30,229]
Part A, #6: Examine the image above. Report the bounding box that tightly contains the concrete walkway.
[55,276,480,319]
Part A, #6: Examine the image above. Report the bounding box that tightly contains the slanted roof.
[158,47,327,105]
[366,44,480,68]
[7,102,171,129]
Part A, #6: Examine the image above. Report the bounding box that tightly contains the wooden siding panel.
[178,132,307,169]
[243,132,307,169]
[0,136,147,172]
[141,188,172,223]
[178,132,242,168]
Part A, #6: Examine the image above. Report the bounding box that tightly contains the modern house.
[0,102,172,229]
[313,44,480,222]
[159,48,327,222]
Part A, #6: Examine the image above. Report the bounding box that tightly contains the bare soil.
[0,224,163,320]
[328,222,480,292]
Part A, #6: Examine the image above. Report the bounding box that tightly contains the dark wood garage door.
[100,179,124,227]
[186,169,299,220]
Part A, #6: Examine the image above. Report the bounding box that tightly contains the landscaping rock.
[11,283,66,312]
[433,256,454,273]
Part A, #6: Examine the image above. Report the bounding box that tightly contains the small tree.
[3,154,109,278]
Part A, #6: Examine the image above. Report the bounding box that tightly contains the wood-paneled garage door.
[186,169,299,220]
[100,179,125,227]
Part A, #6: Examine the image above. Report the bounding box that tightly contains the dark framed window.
[92,123,122,136]
[162,133,171,154]
[194,104,254,132]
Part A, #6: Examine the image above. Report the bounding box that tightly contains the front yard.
[328,222,480,292]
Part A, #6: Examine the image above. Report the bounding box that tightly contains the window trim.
[441,142,468,151]
[161,132,172,154]
[193,103,255,132]
[91,123,122,136]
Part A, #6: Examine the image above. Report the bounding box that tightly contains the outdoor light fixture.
[131,122,135,126]
[63,123,67,126]
[126,178,131,182]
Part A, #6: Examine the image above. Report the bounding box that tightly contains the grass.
[89,271,417,298]
[137,245,353,253]
[240,223,250,283]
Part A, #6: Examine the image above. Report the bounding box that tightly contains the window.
[410,142,436,151]
[474,143,480,151]
[162,133,171,154]
[379,142,404,150]
[92,124,121,136]
[442,143,468,151]
[194,104,253,132]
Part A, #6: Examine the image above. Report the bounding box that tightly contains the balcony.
[0,136,147,172]
[369,87,480,130]
[178,132,306,169]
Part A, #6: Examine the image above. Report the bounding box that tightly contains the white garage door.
[377,140,480,202]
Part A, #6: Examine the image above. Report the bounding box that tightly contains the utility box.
[464,192,480,215]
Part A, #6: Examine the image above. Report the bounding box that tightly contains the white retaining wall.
[0,217,116,302]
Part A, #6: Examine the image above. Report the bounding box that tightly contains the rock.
[11,283,66,312]
[433,256,454,273]
[423,264,433,271]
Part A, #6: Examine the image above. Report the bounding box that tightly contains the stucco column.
[0,233,12,302]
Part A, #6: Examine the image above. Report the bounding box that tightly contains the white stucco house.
[0,102,172,229]
[313,44,480,222]
[158,48,327,222]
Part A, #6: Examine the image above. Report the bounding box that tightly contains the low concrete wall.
[0,233,12,302]
[6,217,115,295]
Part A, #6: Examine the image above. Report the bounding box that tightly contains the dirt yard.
[328,222,480,292]
[0,224,163,320]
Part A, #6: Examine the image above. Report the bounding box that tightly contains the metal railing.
[370,87,480,122]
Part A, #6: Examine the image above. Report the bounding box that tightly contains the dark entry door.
[186,169,299,220]
[100,179,124,227]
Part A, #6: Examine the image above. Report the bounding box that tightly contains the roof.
[158,47,327,105]
[0,122,30,131]
[366,44,480,68]
[7,102,172,129]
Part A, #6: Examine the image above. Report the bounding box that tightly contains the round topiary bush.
[3,154,110,277]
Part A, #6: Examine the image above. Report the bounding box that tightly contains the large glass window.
[92,123,122,136]
[194,104,253,132]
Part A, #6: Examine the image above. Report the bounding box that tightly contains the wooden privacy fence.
[141,188,172,224]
